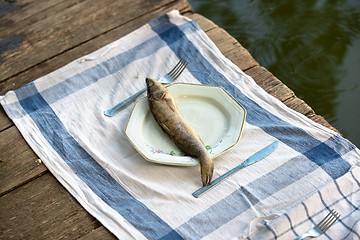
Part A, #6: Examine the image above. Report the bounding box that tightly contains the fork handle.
[294,233,312,240]
[104,87,147,117]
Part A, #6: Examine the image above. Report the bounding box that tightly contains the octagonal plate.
[125,83,246,166]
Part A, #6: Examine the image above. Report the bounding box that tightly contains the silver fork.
[103,59,188,117]
[295,209,340,240]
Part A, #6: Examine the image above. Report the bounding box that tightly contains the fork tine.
[318,209,339,232]
[167,59,187,79]
[104,59,187,116]
[296,210,340,239]
[322,212,340,232]
[169,60,187,79]
[317,209,334,228]
[166,59,185,77]
[173,60,187,77]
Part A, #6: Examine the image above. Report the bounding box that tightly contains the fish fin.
[165,96,178,113]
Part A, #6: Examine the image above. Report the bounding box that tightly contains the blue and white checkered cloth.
[1,10,359,239]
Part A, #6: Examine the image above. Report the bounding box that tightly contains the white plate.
[125,83,246,166]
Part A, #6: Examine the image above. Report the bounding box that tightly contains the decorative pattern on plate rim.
[145,140,223,157]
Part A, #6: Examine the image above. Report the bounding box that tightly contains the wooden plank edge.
[0,108,13,132]
[0,168,48,198]
[0,125,48,196]
[77,226,117,240]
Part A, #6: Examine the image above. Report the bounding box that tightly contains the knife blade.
[192,141,279,198]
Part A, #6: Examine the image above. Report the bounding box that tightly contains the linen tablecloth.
[1,10,359,239]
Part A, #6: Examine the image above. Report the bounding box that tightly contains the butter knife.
[193,141,279,198]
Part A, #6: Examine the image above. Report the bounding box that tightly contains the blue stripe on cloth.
[150,15,354,238]
[17,83,182,240]
[161,189,255,240]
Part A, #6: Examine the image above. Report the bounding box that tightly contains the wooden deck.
[0,0,338,239]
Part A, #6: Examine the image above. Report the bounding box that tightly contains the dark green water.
[189,0,360,147]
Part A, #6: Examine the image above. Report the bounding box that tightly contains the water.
[188,0,360,147]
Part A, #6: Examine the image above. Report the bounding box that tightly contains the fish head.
[146,78,166,100]
[146,77,157,88]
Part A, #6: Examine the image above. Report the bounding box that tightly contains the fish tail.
[200,154,214,186]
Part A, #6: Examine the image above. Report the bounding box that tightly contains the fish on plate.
[146,78,214,186]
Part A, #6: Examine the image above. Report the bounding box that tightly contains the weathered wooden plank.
[283,97,314,116]
[0,0,66,36]
[0,0,191,95]
[0,0,190,82]
[1,0,132,80]
[185,12,217,32]
[222,41,259,71]
[245,66,295,102]
[0,108,12,131]
[78,226,117,240]
[0,126,47,196]
[207,28,258,71]
[0,173,101,239]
